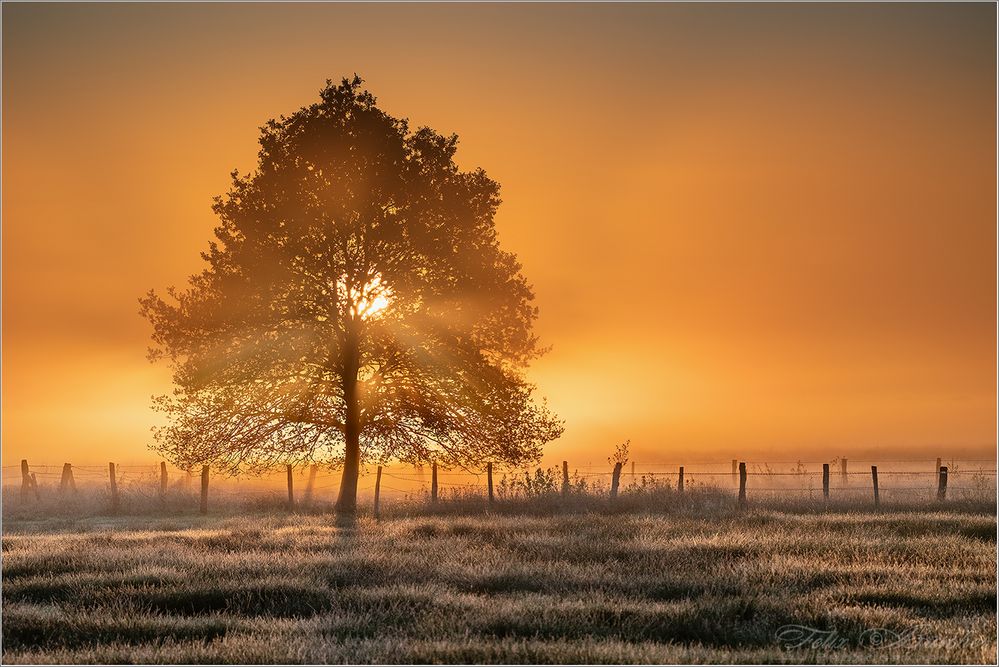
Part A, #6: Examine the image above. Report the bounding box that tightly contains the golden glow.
[366,294,391,318]
[341,275,393,321]
[2,3,995,466]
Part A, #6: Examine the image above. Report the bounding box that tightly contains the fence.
[3,456,996,516]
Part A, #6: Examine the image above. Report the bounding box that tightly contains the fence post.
[200,466,209,514]
[286,464,294,510]
[487,463,494,504]
[677,466,684,494]
[159,462,168,500]
[303,464,317,505]
[936,457,942,487]
[561,461,570,496]
[61,463,76,494]
[431,462,438,503]
[30,473,39,500]
[20,459,31,501]
[841,458,848,485]
[937,466,948,501]
[822,463,830,503]
[731,459,738,486]
[109,462,119,514]
[610,462,622,499]
[738,462,747,507]
[374,466,382,519]
[871,466,879,508]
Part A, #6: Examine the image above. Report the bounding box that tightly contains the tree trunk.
[335,324,362,514]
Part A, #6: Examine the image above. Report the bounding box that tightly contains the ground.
[2,502,996,664]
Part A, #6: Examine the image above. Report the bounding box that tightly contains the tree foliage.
[140,77,562,509]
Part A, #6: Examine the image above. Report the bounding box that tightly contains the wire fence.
[3,457,996,508]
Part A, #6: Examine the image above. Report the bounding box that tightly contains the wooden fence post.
[841,458,848,485]
[200,466,209,514]
[431,462,438,503]
[109,462,119,514]
[487,463,494,504]
[374,466,382,519]
[20,459,31,501]
[822,463,829,503]
[871,466,879,508]
[738,462,747,507]
[610,462,622,499]
[159,462,168,500]
[286,464,294,510]
[60,463,76,494]
[303,464,317,505]
[677,466,684,493]
[936,457,942,487]
[561,461,570,496]
[30,473,39,500]
[731,459,738,486]
[937,466,948,501]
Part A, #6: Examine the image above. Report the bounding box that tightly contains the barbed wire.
[0,459,996,477]
[5,457,995,501]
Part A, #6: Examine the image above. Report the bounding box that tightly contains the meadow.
[2,485,996,664]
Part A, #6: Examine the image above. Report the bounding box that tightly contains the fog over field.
[3,495,995,664]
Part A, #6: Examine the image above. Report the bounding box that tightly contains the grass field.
[2,496,996,664]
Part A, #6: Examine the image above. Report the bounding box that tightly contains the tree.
[140,76,563,513]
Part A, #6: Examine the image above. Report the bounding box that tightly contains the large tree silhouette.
[140,77,562,512]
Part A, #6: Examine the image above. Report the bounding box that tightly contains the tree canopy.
[140,76,563,511]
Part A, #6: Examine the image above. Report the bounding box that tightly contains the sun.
[339,274,393,320]
[364,292,391,317]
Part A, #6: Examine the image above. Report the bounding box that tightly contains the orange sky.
[2,3,996,468]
